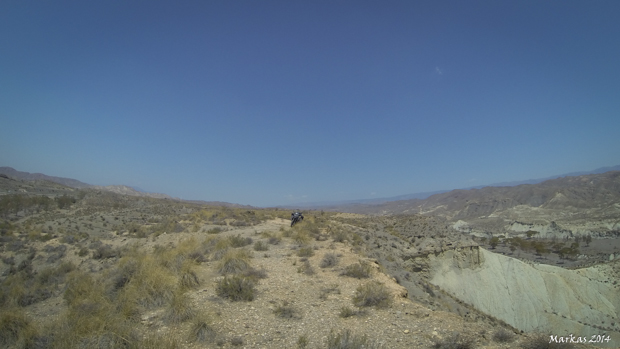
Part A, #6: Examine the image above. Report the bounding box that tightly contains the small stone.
[404,330,410,334]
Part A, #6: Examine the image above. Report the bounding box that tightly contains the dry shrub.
[493,329,515,343]
[241,267,268,281]
[117,254,177,308]
[341,262,372,279]
[218,249,251,275]
[164,291,195,324]
[228,234,253,248]
[320,253,339,268]
[432,332,474,349]
[0,309,37,348]
[352,282,391,308]
[190,315,217,343]
[326,329,379,349]
[297,260,315,275]
[253,240,269,251]
[216,275,256,301]
[297,246,314,257]
[273,301,300,319]
[293,231,311,245]
[179,262,200,289]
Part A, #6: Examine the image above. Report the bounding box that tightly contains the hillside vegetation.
[0,176,607,348]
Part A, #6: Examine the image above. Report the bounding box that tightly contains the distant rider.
[291,211,304,227]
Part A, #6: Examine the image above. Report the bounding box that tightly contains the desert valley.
[0,167,618,349]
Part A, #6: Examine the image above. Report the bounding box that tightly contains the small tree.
[489,237,500,249]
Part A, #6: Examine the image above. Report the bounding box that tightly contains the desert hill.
[0,167,246,208]
[1,169,618,348]
[2,177,610,348]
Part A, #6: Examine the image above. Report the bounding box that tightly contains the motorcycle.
[290,213,304,227]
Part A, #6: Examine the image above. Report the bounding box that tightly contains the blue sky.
[2,1,619,207]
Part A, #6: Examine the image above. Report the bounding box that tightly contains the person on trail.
[291,211,304,227]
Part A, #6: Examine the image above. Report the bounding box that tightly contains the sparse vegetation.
[228,234,253,247]
[432,332,474,349]
[320,252,339,268]
[493,328,515,343]
[253,240,269,251]
[297,246,315,257]
[297,259,315,275]
[206,227,223,234]
[164,290,195,324]
[352,282,391,308]
[297,334,309,348]
[326,329,379,349]
[520,333,575,349]
[218,249,251,274]
[319,284,341,300]
[190,316,217,343]
[216,275,256,301]
[4,178,605,349]
[273,301,300,319]
[341,262,372,279]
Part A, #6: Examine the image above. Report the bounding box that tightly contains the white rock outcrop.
[428,247,620,347]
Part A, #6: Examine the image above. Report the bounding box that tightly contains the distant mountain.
[296,165,620,209]
[0,166,92,188]
[90,185,173,200]
[0,166,246,207]
[468,164,620,188]
[331,171,620,220]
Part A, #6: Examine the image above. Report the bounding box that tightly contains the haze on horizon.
[2,1,619,207]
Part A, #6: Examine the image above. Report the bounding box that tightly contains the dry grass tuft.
[164,290,195,324]
[190,315,217,343]
[0,309,37,348]
[216,275,256,301]
[217,249,251,275]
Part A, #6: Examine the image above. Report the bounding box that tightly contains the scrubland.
[0,190,599,348]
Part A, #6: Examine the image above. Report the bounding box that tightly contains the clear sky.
[2,1,619,207]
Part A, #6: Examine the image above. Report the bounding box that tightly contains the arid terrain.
[1,172,618,348]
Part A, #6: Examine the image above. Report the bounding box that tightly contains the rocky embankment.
[424,246,620,347]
